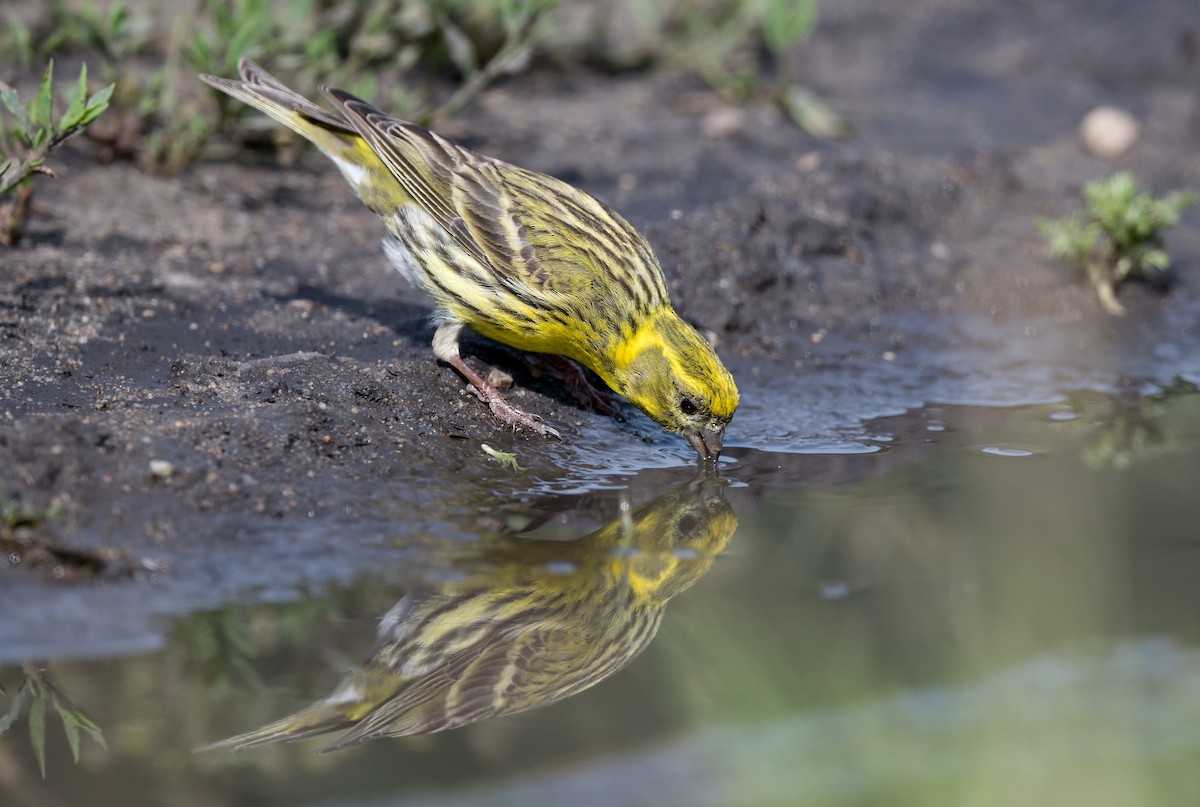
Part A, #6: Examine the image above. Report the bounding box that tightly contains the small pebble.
[1080,106,1140,158]
[287,299,315,316]
[149,459,175,479]
[486,367,513,390]
[795,152,822,172]
[701,106,747,140]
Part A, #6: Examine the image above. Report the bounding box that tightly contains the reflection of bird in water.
[205,479,736,752]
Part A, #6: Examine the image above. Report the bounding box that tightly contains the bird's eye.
[679,396,699,416]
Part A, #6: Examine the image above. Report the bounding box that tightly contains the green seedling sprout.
[0,61,113,245]
[1,665,107,778]
[1039,172,1197,316]
[482,443,522,471]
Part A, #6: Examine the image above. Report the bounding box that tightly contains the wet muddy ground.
[3,0,1200,657]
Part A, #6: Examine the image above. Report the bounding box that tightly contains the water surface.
[4,386,1200,806]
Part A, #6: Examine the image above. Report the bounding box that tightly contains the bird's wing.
[320,88,666,306]
[483,163,666,304]
[322,89,500,271]
[320,626,594,750]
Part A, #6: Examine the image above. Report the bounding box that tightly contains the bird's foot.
[484,393,561,438]
[449,355,561,438]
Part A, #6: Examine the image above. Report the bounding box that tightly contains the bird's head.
[613,311,739,464]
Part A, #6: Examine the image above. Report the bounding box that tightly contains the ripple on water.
[976,445,1038,458]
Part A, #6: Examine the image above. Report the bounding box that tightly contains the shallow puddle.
[4,386,1200,805]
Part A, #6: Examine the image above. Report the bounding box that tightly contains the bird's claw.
[487,397,561,439]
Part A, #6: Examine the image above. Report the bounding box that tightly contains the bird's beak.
[686,425,726,466]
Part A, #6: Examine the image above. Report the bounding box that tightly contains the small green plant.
[1039,172,1197,316]
[37,0,211,172]
[430,0,562,123]
[550,0,841,136]
[482,443,523,470]
[0,14,36,71]
[39,0,155,63]
[1,665,107,778]
[0,60,113,245]
[172,609,263,696]
[1,489,60,533]
[20,0,561,171]
[761,0,844,136]
[5,0,838,172]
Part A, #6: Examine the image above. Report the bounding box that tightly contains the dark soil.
[3,0,1199,658]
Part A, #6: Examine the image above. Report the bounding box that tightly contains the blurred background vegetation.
[1,0,830,177]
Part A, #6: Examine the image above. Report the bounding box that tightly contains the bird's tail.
[199,59,384,197]
[196,665,402,753]
[196,701,353,754]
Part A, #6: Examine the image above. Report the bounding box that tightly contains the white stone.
[149,459,175,479]
[1080,106,1140,158]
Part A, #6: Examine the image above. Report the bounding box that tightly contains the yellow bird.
[201,478,735,751]
[200,61,739,461]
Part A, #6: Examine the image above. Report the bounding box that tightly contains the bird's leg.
[526,354,624,421]
[433,321,561,438]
